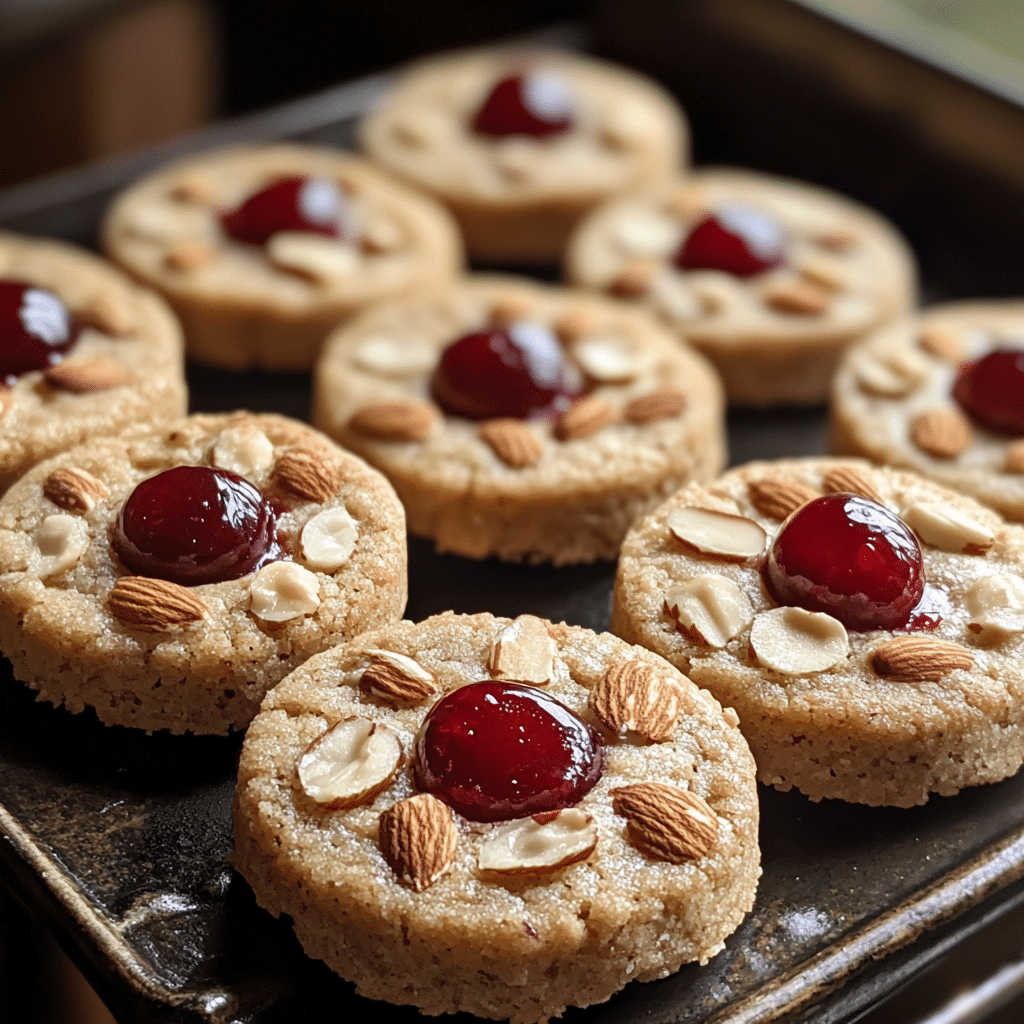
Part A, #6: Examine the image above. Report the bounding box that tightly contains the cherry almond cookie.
[233,611,760,1024]
[611,457,1024,806]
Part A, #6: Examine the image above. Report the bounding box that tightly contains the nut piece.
[572,337,642,383]
[300,507,358,572]
[297,717,403,809]
[43,466,109,512]
[379,793,458,892]
[212,423,275,480]
[353,337,436,377]
[609,258,658,298]
[749,607,849,674]
[763,281,830,316]
[479,419,544,468]
[854,349,930,398]
[918,326,965,363]
[78,293,136,337]
[1006,442,1024,475]
[267,232,359,280]
[44,359,132,393]
[108,576,209,631]
[554,396,617,441]
[822,466,882,503]
[248,561,321,622]
[799,256,847,292]
[667,505,767,561]
[966,574,1024,641]
[590,660,682,742]
[871,636,974,681]
[747,478,819,520]
[911,409,973,459]
[359,649,438,707]
[664,574,754,648]
[271,442,343,503]
[901,501,995,554]
[611,782,718,863]
[623,387,687,424]
[478,808,597,875]
[610,211,680,257]
[489,615,556,685]
[349,401,438,442]
[361,216,404,255]
[553,307,603,343]
[489,297,532,328]
[33,514,88,578]
[165,240,218,271]
[814,228,858,252]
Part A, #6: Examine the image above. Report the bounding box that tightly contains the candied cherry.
[112,466,280,586]
[431,321,582,420]
[762,494,925,632]
[220,175,349,245]
[0,280,80,386]
[472,72,575,138]
[675,205,787,277]
[413,681,603,822]
[953,347,1024,437]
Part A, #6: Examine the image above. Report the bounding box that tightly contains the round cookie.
[565,167,917,406]
[611,457,1024,807]
[311,275,726,564]
[101,143,464,370]
[0,412,407,734]
[360,47,688,265]
[233,610,760,1024]
[0,231,187,494]
[831,301,1024,522]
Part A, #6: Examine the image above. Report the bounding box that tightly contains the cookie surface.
[233,611,760,1023]
[0,412,407,734]
[311,275,726,564]
[611,457,1024,806]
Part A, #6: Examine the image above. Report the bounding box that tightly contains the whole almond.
[349,401,438,442]
[43,466,109,512]
[590,660,681,742]
[822,466,882,503]
[918,326,964,363]
[612,782,718,863]
[610,258,658,298]
[871,636,974,681]
[165,240,218,271]
[911,409,972,458]
[747,478,819,520]
[271,443,342,503]
[623,387,687,424]
[108,576,209,632]
[555,396,617,441]
[78,293,136,337]
[360,650,438,707]
[44,359,132,393]
[379,793,458,892]
[763,281,830,316]
[479,419,544,467]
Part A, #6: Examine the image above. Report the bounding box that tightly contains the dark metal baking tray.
[5,4,1024,1022]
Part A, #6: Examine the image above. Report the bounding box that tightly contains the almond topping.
[349,401,438,442]
[664,575,754,648]
[749,607,849,674]
[813,228,858,252]
[572,337,642,383]
[170,178,215,204]
[479,419,544,468]
[799,257,847,292]
[966,574,1024,641]
[1006,442,1024,475]
[360,217,404,255]
[165,240,218,271]
[553,307,603,343]
[901,501,995,554]
[489,297,532,328]
[109,576,209,631]
[918,326,965,363]
[555,396,617,441]
[590,660,681,742]
[667,505,767,561]
[855,349,930,398]
[871,636,973,681]
[822,466,882,503]
[360,649,438,707]
[763,280,830,316]
[44,359,132,393]
[623,387,687,424]
[612,783,718,863]
[249,561,321,622]
[663,186,707,220]
[747,478,819,520]
[353,337,435,377]
[33,514,88,578]
[211,422,275,479]
[43,466,109,512]
[379,793,458,892]
[271,443,342,503]
[609,258,658,298]
[478,808,596,875]
[489,615,556,685]
[911,409,973,458]
[297,717,402,810]
[78,293,136,337]
[300,507,358,572]
[610,211,680,257]
[267,233,359,280]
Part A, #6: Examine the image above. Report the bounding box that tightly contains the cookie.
[0,412,407,734]
[233,610,760,1023]
[831,301,1024,521]
[360,47,687,265]
[311,275,726,564]
[101,143,464,370]
[611,457,1024,806]
[0,231,187,494]
[565,167,917,406]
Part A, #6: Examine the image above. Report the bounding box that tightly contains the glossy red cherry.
[675,206,787,277]
[0,280,80,386]
[953,348,1024,436]
[431,322,583,420]
[112,466,280,586]
[220,176,348,245]
[413,681,603,822]
[762,494,925,631]
[472,72,575,138]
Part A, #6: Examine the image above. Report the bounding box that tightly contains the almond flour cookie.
[0,412,407,734]
[831,302,1024,522]
[233,611,760,1023]
[311,275,726,564]
[360,47,687,265]
[0,231,186,494]
[101,143,464,371]
[611,457,1024,807]
[565,167,917,406]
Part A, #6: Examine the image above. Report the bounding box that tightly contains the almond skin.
[348,401,438,442]
[108,576,209,631]
[479,419,544,467]
[871,636,974,681]
[612,782,718,863]
[918,326,964,363]
[822,466,882,503]
[763,280,830,316]
[44,359,132,393]
[609,258,658,299]
[359,651,438,707]
[271,443,342,503]
[623,387,687,424]
[747,478,819,520]
[911,409,973,459]
[43,466,109,512]
[78,293,136,337]
[554,396,617,441]
[379,793,458,892]
[590,660,681,742]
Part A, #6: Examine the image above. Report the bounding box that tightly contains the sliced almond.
[553,307,603,343]
[489,297,532,328]
[747,478,819,520]
[610,211,680,257]
[267,232,359,280]
[211,422,275,480]
[478,808,596,875]
[379,793,458,892]
[300,506,358,572]
[822,466,882,503]
[901,501,995,554]
[271,443,342,503]
[109,576,209,631]
[170,177,216,204]
[855,348,930,398]
[572,337,642,383]
[667,506,767,562]
[353,337,436,377]
[78,293,136,337]
[871,636,973,681]
[966,574,1024,641]
[360,649,438,707]
[749,607,849,674]
[44,359,132,393]
[554,396,617,441]
[911,409,972,459]
[489,615,556,685]
[349,401,438,442]
[248,561,321,622]
[609,258,658,299]
[623,387,687,424]
[799,257,847,292]
[763,280,830,316]
[165,240,218,271]
[297,717,402,809]
[33,514,88,578]
[813,228,858,252]
[590,660,681,742]
[918,326,965,363]
[664,575,754,648]
[479,419,544,468]
[43,466,109,512]
[1005,442,1024,475]
[612,782,718,863]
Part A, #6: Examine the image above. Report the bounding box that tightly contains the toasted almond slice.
[813,228,858,252]
[572,337,642,383]
[623,386,687,424]
[966,574,1024,641]
[379,793,458,892]
[353,337,436,377]
[44,359,132,393]
[590,660,681,742]
[554,396,617,441]
[553,307,603,343]
[855,348,930,398]
[664,575,754,648]
[360,649,438,707]
[799,256,847,292]
[667,506,767,561]
[479,808,597,875]
[489,297,532,328]
[901,501,995,554]
[297,717,402,810]
[749,607,849,674]
[267,232,360,280]
[165,240,218,271]
[33,514,88,578]
[43,466,109,512]
[271,442,343,503]
[109,576,209,631]
[609,258,658,298]
[612,782,718,863]
[170,177,216,204]
[300,506,358,572]
[1006,442,1024,475]
[763,280,830,316]
[349,401,438,442]
[211,422,275,480]
[911,409,972,458]
[249,561,320,622]
[78,293,136,337]
[871,636,973,681]
[489,615,556,685]
[822,466,882,503]
[918,326,965,363]
[747,478,819,520]
[479,419,544,468]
